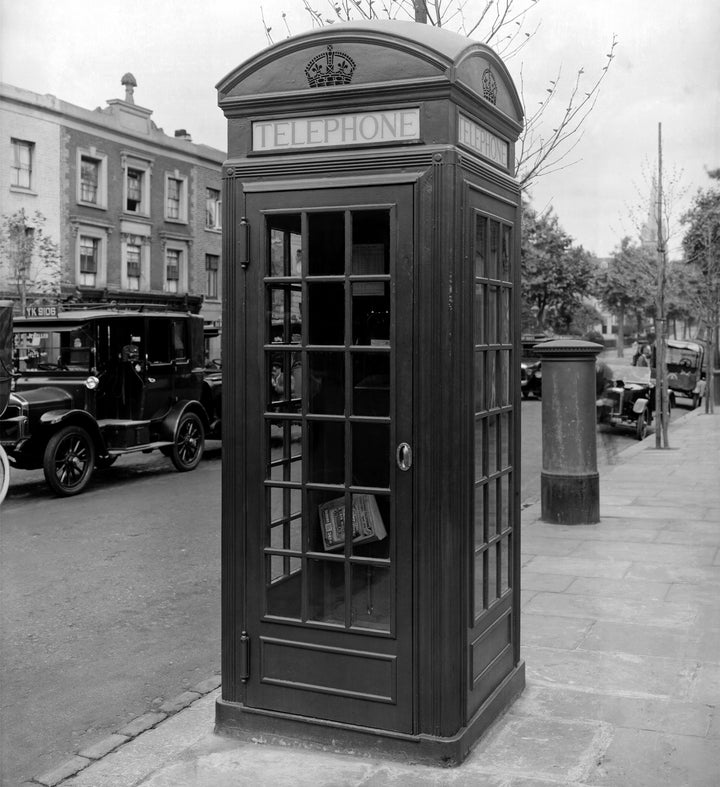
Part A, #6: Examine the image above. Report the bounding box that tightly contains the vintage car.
[666,339,706,409]
[596,362,655,440]
[520,335,551,399]
[0,306,222,496]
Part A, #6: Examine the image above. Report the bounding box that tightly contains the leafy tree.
[520,202,595,333]
[593,237,655,356]
[263,0,616,189]
[680,168,720,411]
[0,209,62,314]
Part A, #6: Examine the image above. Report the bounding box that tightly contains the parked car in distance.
[1,306,222,496]
[596,362,655,440]
[520,334,551,399]
[666,339,705,409]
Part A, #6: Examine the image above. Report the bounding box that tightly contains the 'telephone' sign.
[458,114,508,169]
[252,109,420,152]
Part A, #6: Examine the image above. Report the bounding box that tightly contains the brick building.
[0,76,224,359]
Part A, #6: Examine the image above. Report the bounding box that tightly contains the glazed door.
[242,184,414,733]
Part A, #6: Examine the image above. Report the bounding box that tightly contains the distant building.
[0,77,224,359]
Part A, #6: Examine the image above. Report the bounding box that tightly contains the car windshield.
[666,344,700,367]
[13,325,95,373]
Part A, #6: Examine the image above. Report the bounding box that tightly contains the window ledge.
[165,217,189,225]
[77,201,107,211]
[10,185,37,196]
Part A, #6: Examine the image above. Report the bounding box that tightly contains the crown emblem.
[482,68,498,105]
[305,45,356,88]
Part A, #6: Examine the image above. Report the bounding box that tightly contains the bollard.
[534,340,603,524]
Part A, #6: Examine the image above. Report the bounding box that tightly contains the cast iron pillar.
[535,340,603,524]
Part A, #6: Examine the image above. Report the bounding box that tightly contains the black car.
[520,335,550,399]
[1,307,221,496]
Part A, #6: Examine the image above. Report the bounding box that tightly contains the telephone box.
[216,20,525,764]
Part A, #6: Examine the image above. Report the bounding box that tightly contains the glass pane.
[488,542,498,604]
[474,215,486,278]
[308,558,345,625]
[487,284,498,345]
[499,473,511,535]
[488,477,498,534]
[351,210,389,275]
[487,414,498,476]
[353,353,389,416]
[308,282,344,345]
[268,489,302,533]
[474,549,485,617]
[474,349,485,412]
[268,216,302,277]
[266,555,302,618]
[308,212,345,275]
[267,420,302,482]
[500,286,510,344]
[268,350,301,412]
[488,220,499,280]
[474,482,486,546]
[474,418,485,483]
[267,285,302,343]
[307,351,344,415]
[351,493,389,559]
[474,281,485,345]
[501,224,511,280]
[351,564,390,631]
[499,411,510,470]
[499,349,510,407]
[500,534,511,593]
[307,421,345,485]
[487,350,498,410]
[352,283,390,346]
[352,422,389,488]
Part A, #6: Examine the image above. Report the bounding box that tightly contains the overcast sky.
[2,0,718,258]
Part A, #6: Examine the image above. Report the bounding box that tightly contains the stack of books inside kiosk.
[319,494,387,551]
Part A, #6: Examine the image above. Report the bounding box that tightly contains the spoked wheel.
[170,412,205,472]
[43,425,96,496]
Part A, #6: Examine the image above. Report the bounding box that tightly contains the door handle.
[396,442,413,471]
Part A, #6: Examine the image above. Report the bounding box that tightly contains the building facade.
[0,77,224,359]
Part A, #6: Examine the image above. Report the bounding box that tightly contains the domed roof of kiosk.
[217,19,523,128]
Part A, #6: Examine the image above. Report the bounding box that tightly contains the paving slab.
[523,556,632,579]
[586,727,720,787]
[516,683,713,737]
[565,576,672,602]
[578,619,703,660]
[524,645,697,700]
[521,613,594,649]
[523,590,694,628]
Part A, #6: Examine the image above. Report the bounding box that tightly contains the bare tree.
[0,209,62,315]
[260,0,617,189]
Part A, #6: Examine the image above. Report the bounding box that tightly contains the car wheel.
[43,425,96,496]
[0,445,9,504]
[170,412,205,472]
[635,412,647,441]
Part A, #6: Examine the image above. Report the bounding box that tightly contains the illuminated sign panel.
[458,114,509,168]
[252,108,420,152]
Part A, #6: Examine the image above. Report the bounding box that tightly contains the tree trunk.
[414,2,427,23]
[615,306,624,357]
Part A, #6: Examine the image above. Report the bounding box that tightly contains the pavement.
[33,406,720,787]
